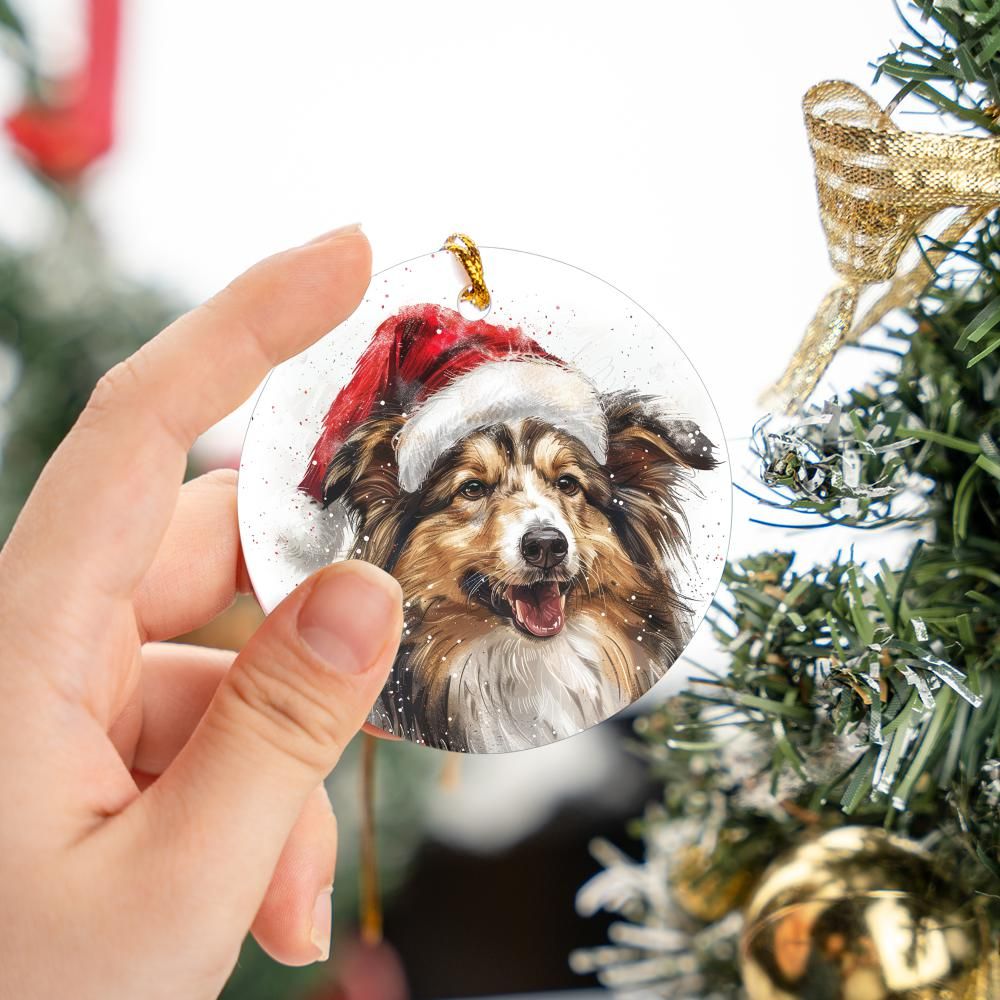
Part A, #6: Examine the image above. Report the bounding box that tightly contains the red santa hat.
[300,303,608,500]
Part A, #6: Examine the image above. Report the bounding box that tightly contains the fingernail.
[305,223,363,246]
[299,563,401,673]
[310,885,333,962]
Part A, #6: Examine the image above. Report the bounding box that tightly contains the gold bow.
[767,80,1000,412]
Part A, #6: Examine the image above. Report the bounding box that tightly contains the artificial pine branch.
[578,3,1000,995]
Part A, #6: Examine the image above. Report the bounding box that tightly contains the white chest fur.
[445,617,629,753]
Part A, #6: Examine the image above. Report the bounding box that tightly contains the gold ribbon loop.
[767,80,1000,412]
[443,232,491,311]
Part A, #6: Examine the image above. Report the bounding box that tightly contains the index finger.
[2,226,370,604]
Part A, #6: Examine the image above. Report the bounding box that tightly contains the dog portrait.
[295,303,719,752]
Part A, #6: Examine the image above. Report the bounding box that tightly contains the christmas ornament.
[741,826,993,1000]
[767,81,1000,412]
[239,235,730,753]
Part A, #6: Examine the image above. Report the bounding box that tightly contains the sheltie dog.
[318,390,717,752]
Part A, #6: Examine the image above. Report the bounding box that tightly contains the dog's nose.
[520,526,569,570]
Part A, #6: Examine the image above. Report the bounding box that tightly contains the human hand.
[0,226,404,999]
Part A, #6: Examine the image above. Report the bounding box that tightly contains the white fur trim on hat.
[395,358,608,493]
[275,486,353,572]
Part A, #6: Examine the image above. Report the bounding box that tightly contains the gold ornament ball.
[740,826,994,1000]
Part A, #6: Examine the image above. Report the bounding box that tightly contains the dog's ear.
[322,413,405,513]
[322,413,408,567]
[604,391,717,473]
[602,391,718,565]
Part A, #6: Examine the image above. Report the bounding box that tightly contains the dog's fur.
[321,392,717,752]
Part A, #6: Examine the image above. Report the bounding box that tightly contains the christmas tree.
[574,3,1000,997]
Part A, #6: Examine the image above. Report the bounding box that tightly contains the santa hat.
[300,303,608,499]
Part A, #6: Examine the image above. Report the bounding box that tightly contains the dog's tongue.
[506,582,566,637]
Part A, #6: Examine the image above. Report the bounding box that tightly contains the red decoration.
[310,938,410,1000]
[5,0,120,181]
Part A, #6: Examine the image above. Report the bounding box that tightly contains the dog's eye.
[556,474,581,496]
[458,479,489,500]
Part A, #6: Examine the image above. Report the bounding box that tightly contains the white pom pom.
[273,488,353,574]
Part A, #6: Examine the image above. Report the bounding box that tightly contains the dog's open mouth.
[504,581,566,638]
[461,572,571,639]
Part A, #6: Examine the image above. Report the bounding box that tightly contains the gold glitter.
[443,232,491,311]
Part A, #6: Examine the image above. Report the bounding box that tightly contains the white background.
[0,1,922,845]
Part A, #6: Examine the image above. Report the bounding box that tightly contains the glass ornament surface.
[239,246,731,752]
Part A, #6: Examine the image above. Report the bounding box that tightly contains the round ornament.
[238,237,731,753]
[741,826,992,1000]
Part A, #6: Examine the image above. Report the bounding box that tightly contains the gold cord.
[443,233,491,311]
[766,81,1000,412]
[359,733,382,945]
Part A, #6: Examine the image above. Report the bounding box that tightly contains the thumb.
[140,560,402,919]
